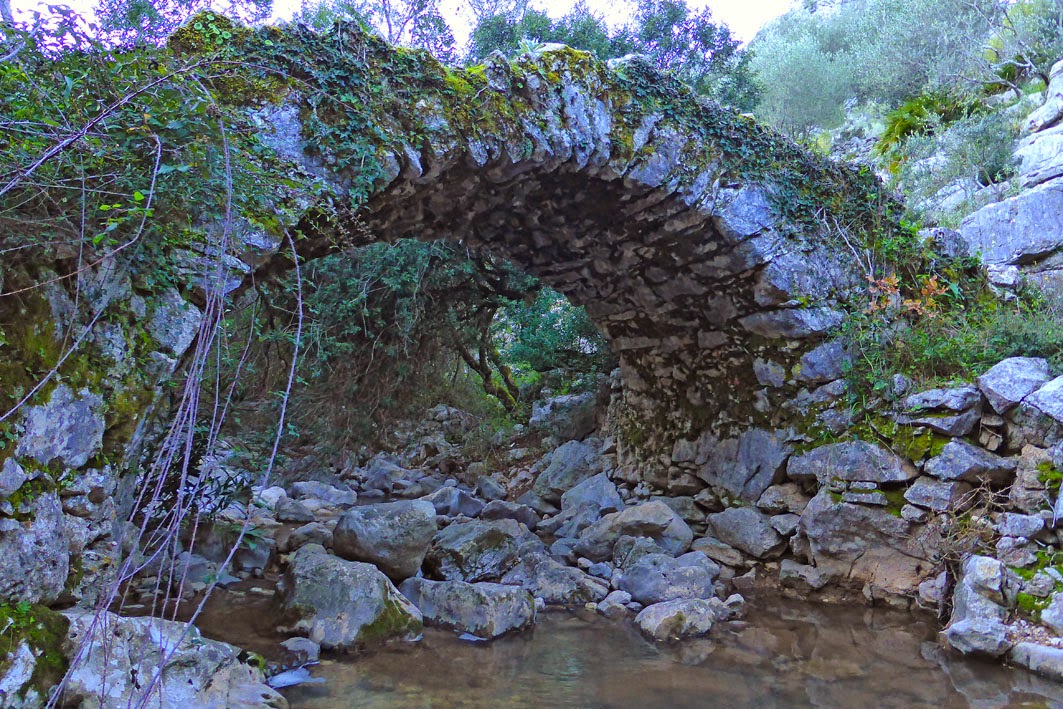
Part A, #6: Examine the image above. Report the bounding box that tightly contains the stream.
[194,583,1063,708]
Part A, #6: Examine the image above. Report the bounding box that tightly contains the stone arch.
[247,33,885,487]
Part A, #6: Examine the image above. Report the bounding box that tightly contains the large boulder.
[419,486,485,518]
[398,578,535,639]
[14,385,105,469]
[787,440,917,485]
[618,551,719,605]
[943,555,1014,657]
[958,178,1063,271]
[276,545,422,651]
[560,472,622,514]
[423,518,542,582]
[332,500,437,581]
[697,429,791,502]
[528,392,598,441]
[530,440,606,503]
[799,490,931,597]
[634,599,716,642]
[61,609,285,708]
[977,357,1051,414]
[704,507,786,559]
[573,501,693,562]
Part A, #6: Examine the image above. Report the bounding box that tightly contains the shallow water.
[271,599,1063,709]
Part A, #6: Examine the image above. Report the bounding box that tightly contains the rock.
[276,497,315,523]
[286,522,333,551]
[756,483,810,515]
[1008,642,1063,681]
[977,357,1051,414]
[0,459,29,498]
[574,501,693,562]
[423,518,540,582]
[255,486,287,511]
[924,440,1016,485]
[361,455,412,494]
[618,551,719,605]
[794,339,850,383]
[0,490,68,604]
[62,609,285,708]
[332,500,437,582]
[597,590,632,619]
[280,637,320,663]
[704,507,785,559]
[479,500,540,530]
[531,440,605,503]
[634,599,716,642]
[474,476,506,502]
[690,537,744,567]
[560,472,622,514]
[770,513,801,537]
[787,441,917,485]
[234,537,275,573]
[398,578,535,639]
[896,385,983,436]
[276,544,422,650]
[918,570,949,608]
[997,512,1044,539]
[15,384,105,469]
[697,429,791,502]
[779,559,831,591]
[148,287,203,356]
[500,554,609,605]
[1017,122,1063,187]
[1024,58,1063,133]
[1027,376,1063,424]
[959,178,1063,268]
[1041,592,1063,635]
[612,535,668,570]
[420,486,485,518]
[529,391,598,441]
[539,505,602,539]
[903,477,974,512]
[944,618,1011,657]
[290,481,358,507]
[800,490,929,597]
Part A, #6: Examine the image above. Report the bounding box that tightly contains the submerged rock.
[276,544,422,651]
[399,577,535,639]
[332,500,437,582]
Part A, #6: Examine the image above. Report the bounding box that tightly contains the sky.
[12,0,797,44]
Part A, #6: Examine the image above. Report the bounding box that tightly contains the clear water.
[273,600,1063,709]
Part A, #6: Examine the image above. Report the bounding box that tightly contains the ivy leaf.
[133,191,145,202]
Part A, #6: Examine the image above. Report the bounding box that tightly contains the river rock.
[479,500,540,529]
[634,599,716,642]
[597,590,632,619]
[800,490,930,597]
[944,555,1013,657]
[779,559,831,591]
[531,440,606,503]
[1009,642,1063,681]
[500,554,609,605]
[1041,592,1063,635]
[924,440,1016,485]
[977,357,1051,414]
[574,501,693,562]
[276,544,422,650]
[398,578,535,639]
[690,537,745,567]
[560,472,622,513]
[787,440,917,484]
[424,518,541,582]
[618,551,719,605]
[612,535,669,570]
[420,486,485,518]
[276,497,315,523]
[290,481,358,507]
[62,609,285,708]
[333,500,437,581]
[705,507,786,559]
[286,521,333,552]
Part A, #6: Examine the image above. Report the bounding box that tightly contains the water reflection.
[279,599,1063,708]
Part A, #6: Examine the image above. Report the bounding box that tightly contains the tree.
[295,0,456,61]
[97,0,272,43]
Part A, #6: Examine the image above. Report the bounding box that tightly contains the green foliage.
[98,0,271,44]
[294,0,456,61]
[844,279,1063,399]
[467,0,759,110]
[876,92,984,157]
[0,603,69,701]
